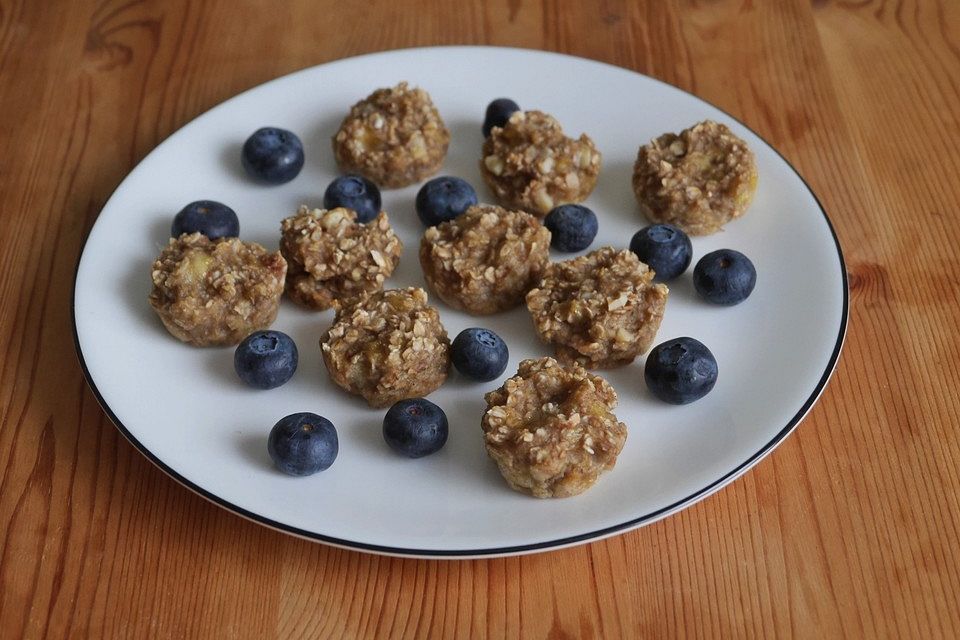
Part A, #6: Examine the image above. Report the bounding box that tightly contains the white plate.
[73,46,847,558]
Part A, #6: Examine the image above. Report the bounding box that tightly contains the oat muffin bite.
[280,206,402,311]
[419,204,550,315]
[632,120,758,236]
[480,110,602,216]
[332,82,450,189]
[149,233,286,347]
[526,247,668,368]
[320,287,450,408]
[482,357,627,498]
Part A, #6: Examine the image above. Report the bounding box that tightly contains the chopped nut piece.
[280,206,402,311]
[481,357,627,498]
[532,188,554,213]
[526,247,668,368]
[479,110,602,216]
[484,154,504,176]
[607,293,629,311]
[320,287,450,408]
[632,120,758,235]
[148,233,286,346]
[332,82,450,188]
[420,204,551,315]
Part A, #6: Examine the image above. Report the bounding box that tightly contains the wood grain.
[1,0,958,637]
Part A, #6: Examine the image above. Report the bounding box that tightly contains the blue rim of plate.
[71,46,849,558]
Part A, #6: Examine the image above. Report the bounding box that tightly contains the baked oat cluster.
[480,110,602,216]
[320,287,450,408]
[149,233,287,346]
[332,82,450,188]
[632,120,758,236]
[482,357,628,498]
[280,206,402,311]
[419,204,550,315]
[526,247,668,368]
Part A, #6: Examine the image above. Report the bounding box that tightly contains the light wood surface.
[2,0,958,637]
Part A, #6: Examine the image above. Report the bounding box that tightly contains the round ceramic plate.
[73,46,847,558]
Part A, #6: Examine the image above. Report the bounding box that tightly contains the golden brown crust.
[332,82,450,188]
[526,247,668,368]
[279,206,402,311]
[479,110,602,216]
[632,120,758,235]
[419,204,551,315]
[482,357,627,498]
[320,287,450,408]
[148,233,286,347]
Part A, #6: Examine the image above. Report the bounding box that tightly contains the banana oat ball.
[632,120,758,236]
[526,247,668,369]
[482,357,628,498]
[148,233,287,347]
[280,206,402,311]
[480,110,602,216]
[332,82,450,189]
[320,287,450,408]
[419,204,551,315]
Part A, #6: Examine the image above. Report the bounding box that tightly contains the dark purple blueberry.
[644,337,718,405]
[323,174,382,223]
[382,398,448,458]
[241,127,304,184]
[171,200,239,240]
[629,224,692,282]
[415,176,478,226]
[451,328,509,381]
[544,204,598,252]
[234,330,298,390]
[483,98,520,137]
[267,412,338,476]
[693,249,757,305]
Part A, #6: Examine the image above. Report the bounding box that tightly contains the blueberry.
[382,398,449,458]
[415,176,478,226]
[234,330,298,390]
[323,174,382,223]
[644,337,718,405]
[483,98,520,137]
[171,200,239,240]
[268,412,338,476]
[629,224,692,282]
[543,204,598,252]
[241,127,304,184]
[451,328,509,381]
[693,249,757,305]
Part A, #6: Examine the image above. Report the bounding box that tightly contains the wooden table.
[2,1,958,637]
